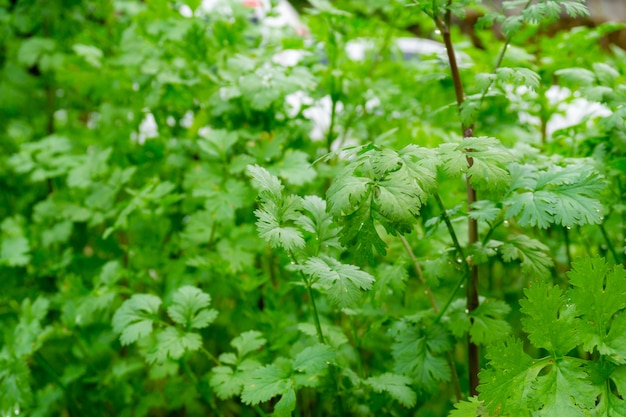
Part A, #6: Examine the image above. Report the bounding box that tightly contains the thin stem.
[446,351,463,402]
[482,219,504,246]
[255,405,269,417]
[306,281,326,345]
[434,0,482,393]
[433,192,467,268]
[599,223,620,264]
[200,347,220,366]
[326,96,338,153]
[289,252,345,414]
[399,235,439,313]
[434,273,466,324]
[289,251,326,344]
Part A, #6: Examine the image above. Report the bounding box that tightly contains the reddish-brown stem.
[435,2,481,396]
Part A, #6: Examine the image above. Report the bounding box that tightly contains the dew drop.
[456,258,463,264]
[460,284,465,289]
[503,220,510,227]
[464,309,469,314]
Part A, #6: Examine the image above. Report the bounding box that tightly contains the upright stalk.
[433,3,480,396]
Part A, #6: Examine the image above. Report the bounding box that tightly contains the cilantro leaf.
[505,162,605,228]
[273,387,296,417]
[241,358,292,405]
[365,373,417,408]
[391,319,451,392]
[568,258,626,361]
[0,357,32,416]
[231,331,267,358]
[327,144,439,261]
[112,294,162,346]
[0,217,31,267]
[520,281,580,355]
[249,166,306,252]
[438,137,513,192]
[247,164,283,199]
[295,195,341,249]
[446,298,512,345]
[269,150,317,186]
[478,336,538,415]
[210,366,243,400]
[448,396,484,417]
[292,343,335,375]
[146,327,203,364]
[500,234,553,278]
[299,255,375,308]
[530,359,597,416]
[167,286,217,330]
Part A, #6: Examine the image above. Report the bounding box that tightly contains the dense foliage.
[2,0,626,415]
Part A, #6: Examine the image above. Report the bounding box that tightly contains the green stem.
[306,280,326,345]
[599,223,620,264]
[446,351,463,402]
[399,235,439,312]
[326,96,338,153]
[200,346,220,366]
[255,405,269,417]
[433,192,468,269]
[290,251,326,344]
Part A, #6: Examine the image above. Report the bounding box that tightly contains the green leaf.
[0,357,32,416]
[299,255,375,308]
[72,44,103,68]
[12,297,51,357]
[520,281,580,355]
[273,387,296,417]
[365,373,417,408]
[241,359,292,405]
[496,67,541,90]
[167,286,217,330]
[295,195,341,249]
[209,366,242,400]
[112,294,162,346]
[556,67,596,86]
[448,396,484,417]
[17,37,56,67]
[500,235,553,278]
[292,343,335,375]
[505,162,605,228]
[210,358,263,400]
[468,200,501,223]
[269,150,317,186]
[231,331,267,358]
[530,359,596,416]
[469,299,512,345]
[0,216,31,267]
[391,319,451,392]
[478,336,538,415]
[568,258,626,361]
[247,165,284,198]
[146,327,202,364]
[439,137,513,192]
[446,298,512,345]
[255,207,306,252]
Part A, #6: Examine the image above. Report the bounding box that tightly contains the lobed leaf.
[112,294,162,346]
